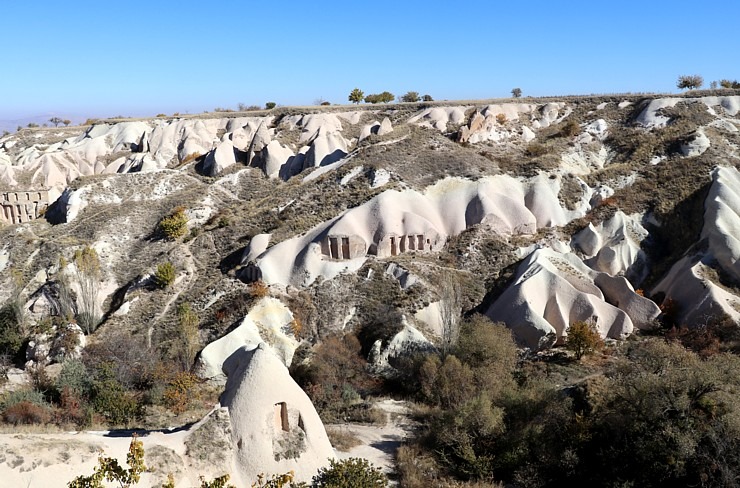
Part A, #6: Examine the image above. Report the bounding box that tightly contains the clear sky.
[1,0,738,120]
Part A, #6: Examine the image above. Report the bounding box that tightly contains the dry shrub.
[3,401,51,425]
[248,280,269,299]
[566,320,604,360]
[326,427,362,451]
[495,113,507,125]
[163,372,200,414]
[560,119,581,137]
[525,142,548,157]
[180,152,202,165]
[55,387,91,427]
[289,317,304,338]
[294,334,380,421]
[397,443,446,488]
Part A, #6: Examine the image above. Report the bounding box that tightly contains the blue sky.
[1,0,737,120]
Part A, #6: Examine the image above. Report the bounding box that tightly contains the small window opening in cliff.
[274,402,289,432]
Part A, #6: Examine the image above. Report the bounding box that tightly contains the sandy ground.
[0,428,193,487]
[329,399,414,481]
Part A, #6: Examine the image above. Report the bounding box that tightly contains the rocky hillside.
[1,90,740,485]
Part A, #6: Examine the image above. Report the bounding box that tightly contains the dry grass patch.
[326,426,362,451]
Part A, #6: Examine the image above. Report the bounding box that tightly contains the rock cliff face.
[1,94,739,351]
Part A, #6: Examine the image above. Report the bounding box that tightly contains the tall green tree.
[348,88,364,104]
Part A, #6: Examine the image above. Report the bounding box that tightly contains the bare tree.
[73,247,101,334]
[49,117,63,127]
[511,87,522,98]
[677,74,704,90]
[438,271,463,357]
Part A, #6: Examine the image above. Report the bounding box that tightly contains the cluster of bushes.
[291,333,381,423]
[348,88,432,104]
[0,329,209,429]
[364,92,395,104]
[70,434,387,488]
[392,314,740,487]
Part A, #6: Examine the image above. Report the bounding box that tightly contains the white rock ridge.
[486,247,660,350]
[652,166,740,325]
[196,297,298,383]
[254,174,593,287]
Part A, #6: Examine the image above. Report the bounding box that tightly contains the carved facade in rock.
[376,231,442,258]
[320,234,366,260]
[1,190,49,224]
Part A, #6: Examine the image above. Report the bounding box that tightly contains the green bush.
[400,91,420,103]
[265,102,277,110]
[56,359,92,396]
[158,207,188,240]
[90,364,144,426]
[364,92,394,104]
[0,388,49,410]
[154,262,176,289]
[312,458,388,487]
[0,304,24,363]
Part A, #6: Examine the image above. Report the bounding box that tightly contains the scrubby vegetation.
[154,261,177,289]
[157,207,188,240]
[69,437,387,488]
[387,314,740,487]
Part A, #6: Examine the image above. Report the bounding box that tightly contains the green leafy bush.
[364,92,394,104]
[0,388,49,410]
[155,262,176,289]
[0,304,24,363]
[312,458,388,487]
[90,364,144,426]
[158,207,188,240]
[56,359,92,396]
[400,91,420,103]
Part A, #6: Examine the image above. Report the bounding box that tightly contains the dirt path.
[328,399,414,481]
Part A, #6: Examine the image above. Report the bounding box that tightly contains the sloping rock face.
[253,174,592,287]
[196,297,298,383]
[220,344,334,484]
[652,166,740,325]
[572,211,650,284]
[486,248,660,350]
